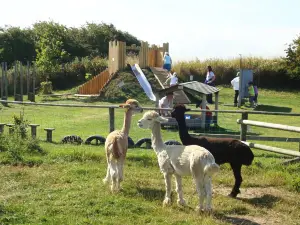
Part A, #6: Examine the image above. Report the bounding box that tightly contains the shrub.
[291,176,300,192]
[0,111,45,164]
[40,81,53,94]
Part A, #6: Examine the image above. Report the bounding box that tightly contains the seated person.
[195,100,212,129]
[159,92,174,116]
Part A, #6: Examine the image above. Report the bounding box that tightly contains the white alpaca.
[137,111,220,212]
[103,99,143,192]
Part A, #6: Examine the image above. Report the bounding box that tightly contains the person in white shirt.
[159,92,174,116]
[204,66,216,104]
[164,72,178,86]
[231,71,240,107]
[163,52,172,72]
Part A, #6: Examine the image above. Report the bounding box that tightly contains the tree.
[0,26,35,65]
[285,35,300,79]
[33,21,70,74]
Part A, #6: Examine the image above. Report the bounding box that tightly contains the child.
[253,82,258,106]
[248,81,255,107]
[196,100,212,130]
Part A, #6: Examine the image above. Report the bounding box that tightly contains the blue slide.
[130,64,156,101]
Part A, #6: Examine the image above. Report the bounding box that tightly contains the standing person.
[196,100,212,130]
[164,72,178,86]
[163,52,172,72]
[159,92,174,116]
[248,81,255,107]
[253,82,258,106]
[231,71,240,107]
[204,66,216,104]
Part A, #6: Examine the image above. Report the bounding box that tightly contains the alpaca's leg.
[204,175,213,211]
[118,157,125,182]
[163,173,172,206]
[174,174,186,206]
[229,163,242,197]
[194,175,205,212]
[110,160,119,192]
[103,160,111,184]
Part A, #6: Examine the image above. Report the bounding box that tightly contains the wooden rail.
[237,119,300,133]
[237,118,300,158]
[242,141,300,157]
[78,70,110,95]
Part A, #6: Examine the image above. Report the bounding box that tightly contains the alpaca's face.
[171,105,190,119]
[119,99,143,114]
[137,111,168,129]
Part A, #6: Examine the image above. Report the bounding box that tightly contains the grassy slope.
[0,84,300,224]
[100,67,162,103]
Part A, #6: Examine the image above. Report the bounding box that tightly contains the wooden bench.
[6,124,15,134]
[44,128,55,142]
[0,123,6,133]
[29,124,40,138]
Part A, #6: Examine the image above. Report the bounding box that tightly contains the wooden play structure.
[108,41,169,74]
[78,41,169,95]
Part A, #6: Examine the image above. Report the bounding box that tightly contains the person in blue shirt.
[163,52,172,71]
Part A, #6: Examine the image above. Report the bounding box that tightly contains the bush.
[0,111,45,164]
[291,176,300,192]
[40,81,53,94]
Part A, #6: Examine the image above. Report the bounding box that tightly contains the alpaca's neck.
[151,122,165,153]
[176,117,191,140]
[121,110,133,135]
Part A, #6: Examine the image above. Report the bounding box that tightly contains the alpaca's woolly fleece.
[138,111,219,211]
[171,104,254,197]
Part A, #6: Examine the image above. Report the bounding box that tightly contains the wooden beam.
[242,141,300,157]
[237,119,300,133]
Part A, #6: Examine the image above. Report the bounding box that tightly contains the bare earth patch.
[214,186,299,225]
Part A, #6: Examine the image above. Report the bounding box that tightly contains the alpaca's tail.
[204,163,220,176]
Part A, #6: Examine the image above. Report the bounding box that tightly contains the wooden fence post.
[240,112,248,141]
[20,62,23,102]
[109,108,115,132]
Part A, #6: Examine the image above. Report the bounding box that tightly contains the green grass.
[0,86,300,224]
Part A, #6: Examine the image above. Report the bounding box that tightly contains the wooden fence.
[237,119,300,158]
[78,70,110,95]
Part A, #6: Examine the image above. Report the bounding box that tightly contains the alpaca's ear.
[156,116,169,123]
[119,104,130,108]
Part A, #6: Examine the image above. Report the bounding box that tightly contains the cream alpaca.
[103,99,143,192]
[137,111,219,212]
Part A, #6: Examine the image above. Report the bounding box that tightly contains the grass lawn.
[0,86,300,224]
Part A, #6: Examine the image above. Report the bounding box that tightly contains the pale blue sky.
[1,0,300,61]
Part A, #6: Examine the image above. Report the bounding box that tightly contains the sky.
[1,0,300,61]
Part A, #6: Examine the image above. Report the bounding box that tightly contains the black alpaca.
[171,105,254,197]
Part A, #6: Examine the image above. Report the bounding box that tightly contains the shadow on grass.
[255,152,292,159]
[214,213,260,225]
[136,187,168,201]
[238,194,281,208]
[126,155,156,167]
[254,104,292,113]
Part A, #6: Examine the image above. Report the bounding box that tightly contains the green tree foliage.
[0,21,140,67]
[285,35,300,79]
[34,21,70,73]
[0,26,35,65]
